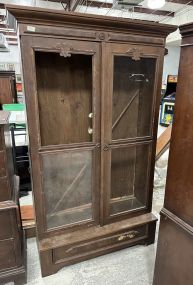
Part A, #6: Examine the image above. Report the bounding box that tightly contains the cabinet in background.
[0,71,17,108]
[0,111,26,285]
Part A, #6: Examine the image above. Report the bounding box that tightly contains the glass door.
[21,37,101,237]
[101,43,162,224]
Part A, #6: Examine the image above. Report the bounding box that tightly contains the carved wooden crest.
[95,32,110,41]
[126,48,143,61]
[55,42,73,57]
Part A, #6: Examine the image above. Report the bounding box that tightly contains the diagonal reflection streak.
[112,89,139,131]
[50,163,88,215]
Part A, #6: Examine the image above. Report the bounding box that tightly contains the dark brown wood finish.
[0,71,17,108]
[19,35,101,239]
[7,4,176,277]
[0,111,26,285]
[153,22,193,285]
[102,43,164,224]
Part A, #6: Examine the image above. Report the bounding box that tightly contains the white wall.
[162,45,181,84]
[0,45,21,73]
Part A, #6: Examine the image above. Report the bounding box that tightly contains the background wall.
[162,44,181,84]
[0,45,20,73]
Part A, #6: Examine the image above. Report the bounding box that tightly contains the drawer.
[0,177,11,202]
[0,239,16,271]
[0,151,6,177]
[53,225,147,263]
[0,210,13,240]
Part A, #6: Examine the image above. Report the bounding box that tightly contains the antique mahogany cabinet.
[153,23,193,285]
[7,5,176,276]
[0,111,26,285]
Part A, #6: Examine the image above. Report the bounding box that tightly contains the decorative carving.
[98,32,105,40]
[95,32,110,41]
[126,48,143,61]
[55,42,73,57]
[54,43,95,57]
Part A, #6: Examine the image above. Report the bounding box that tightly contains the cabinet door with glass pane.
[21,36,101,238]
[101,42,163,224]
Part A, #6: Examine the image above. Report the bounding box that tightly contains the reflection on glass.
[42,150,93,229]
[110,144,150,216]
[35,52,93,146]
[112,56,156,140]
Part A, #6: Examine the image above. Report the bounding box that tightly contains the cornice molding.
[6,4,177,38]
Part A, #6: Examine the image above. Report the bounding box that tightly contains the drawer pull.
[118,230,139,241]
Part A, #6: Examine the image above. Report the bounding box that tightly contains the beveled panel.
[110,143,151,216]
[112,56,156,140]
[0,177,10,202]
[0,210,13,239]
[35,52,93,146]
[0,128,4,151]
[41,150,93,229]
[0,151,6,177]
[154,214,193,285]
[0,239,16,271]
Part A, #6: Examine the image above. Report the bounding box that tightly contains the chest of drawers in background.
[0,111,26,285]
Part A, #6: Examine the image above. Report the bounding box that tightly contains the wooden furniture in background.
[156,124,172,161]
[20,205,36,238]
[20,205,34,221]
[0,111,26,285]
[0,71,17,109]
[8,5,176,277]
[153,22,193,285]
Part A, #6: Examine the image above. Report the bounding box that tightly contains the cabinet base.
[153,209,193,285]
[39,213,157,277]
[0,231,27,285]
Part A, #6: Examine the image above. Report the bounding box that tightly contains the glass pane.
[35,52,92,146]
[42,150,92,229]
[112,56,156,140]
[110,144,150,216]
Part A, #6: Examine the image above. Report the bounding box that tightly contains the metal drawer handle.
[118,230,139,241]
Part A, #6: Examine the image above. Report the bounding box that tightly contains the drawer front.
[0,177,10,202]
[0,210,13,240]
[0,239,16,271]
[53,225,147,263]
[0,151,6,177]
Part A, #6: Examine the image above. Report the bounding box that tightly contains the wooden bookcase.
[7,5,176,277]
[0,111,26,285]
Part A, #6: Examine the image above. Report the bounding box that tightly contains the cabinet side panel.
[164,43,193,226]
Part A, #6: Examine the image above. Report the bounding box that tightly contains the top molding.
[180,22,193,38]
[6,4,177,39]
